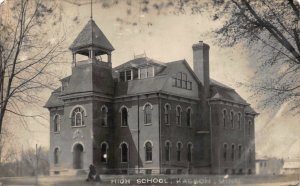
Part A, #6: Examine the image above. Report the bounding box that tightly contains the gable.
[159,60,200,99]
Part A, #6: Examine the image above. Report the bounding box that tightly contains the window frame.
[237,113,242,129]
[176,141,183,162]
[143,103,153,125]
[186,107,193,128]
[165,141,171,162]
[231,144,235,161]
[144,141,153,162]
[187,142,193,162]
[120,142,129,163]
[164,104,171,125]
[223,143,228,161]
[222,109,227,128]
[70,106,86,127]
[238,145,242,160]
[53,114,60,133]
[176,105,182,126]
[230,111,234,129]
[172,72,192,90]
[120,106,129,127]
[54,147,60,165]
[100,142,109,163]
[100,105,108,127]
[248,120,252,135]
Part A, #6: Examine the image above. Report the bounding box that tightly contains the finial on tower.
[90,0,93,19]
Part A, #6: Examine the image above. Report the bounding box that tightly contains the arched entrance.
[73,143,84,169]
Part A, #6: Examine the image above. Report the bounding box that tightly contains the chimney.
[192,41,210,98]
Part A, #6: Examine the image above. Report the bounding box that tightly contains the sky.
[2,0,300,160]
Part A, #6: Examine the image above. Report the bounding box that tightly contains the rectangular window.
[164,113,169,124]
[182,73,187,81]
[148,67,154,77]
[133,69,138,79]
[140,68,147,79]
[177,79,182,88]
[165,145,170,161]
[182,80,187,89]
[238,145,242,160]
[187,82,192,90]
[120,71,125,82]
[126,70,132,81]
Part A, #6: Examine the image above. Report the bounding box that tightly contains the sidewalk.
[0,174,299,186]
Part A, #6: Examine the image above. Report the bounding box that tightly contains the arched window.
[101,142,108,163]
[223,109,227,128]
[54,148,59,164]
[54,115,60,132]
[121,107,128,127]
[165,141,171,161]
[71,107,85,127]
[238,113,241,129]
[177,142,182,161]
[223,144,227,161]
[176,106,182,126]
[186,108,192,127]
[248,120,252,135]
[249,148,252,163]
[101,106,108,126]
[164,104,171,125]
[121,143,128,163]
[145,141,152,161]
[231,144,235,161]
[238,145,242,160]
[187,143,193,162]
[230,111,234,129]
[144,103,152,124]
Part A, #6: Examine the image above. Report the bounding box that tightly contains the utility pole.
[0,43,3,118]
[35,144,39,186]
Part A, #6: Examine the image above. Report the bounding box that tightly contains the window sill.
[144,123,152,126]
[121,126,128,128]
[53,131,60,134]
[71,125,86,128]
[121,162,128,164]
[145,161,153,164]
[101,125,109,128]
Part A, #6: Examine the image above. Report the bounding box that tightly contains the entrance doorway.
[73,143,84,169]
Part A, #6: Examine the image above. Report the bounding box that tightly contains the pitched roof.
[69,19,114,51]
[44,88,64,108]
[114,57,165,71]
[210,84,248,105]
[245,105,259,115]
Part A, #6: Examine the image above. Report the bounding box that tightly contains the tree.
[209,0,300,111]
[0,0,65,133]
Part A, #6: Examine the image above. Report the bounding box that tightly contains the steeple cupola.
[69,19,114,66]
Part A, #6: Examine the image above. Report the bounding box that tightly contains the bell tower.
[69,18,114,67]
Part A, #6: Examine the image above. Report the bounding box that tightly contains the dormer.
[114,56,166,82]
[69,19,114,67]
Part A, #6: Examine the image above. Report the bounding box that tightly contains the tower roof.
[69,19,114,53]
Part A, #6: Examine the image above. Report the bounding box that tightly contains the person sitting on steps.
[86,164,96,182]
